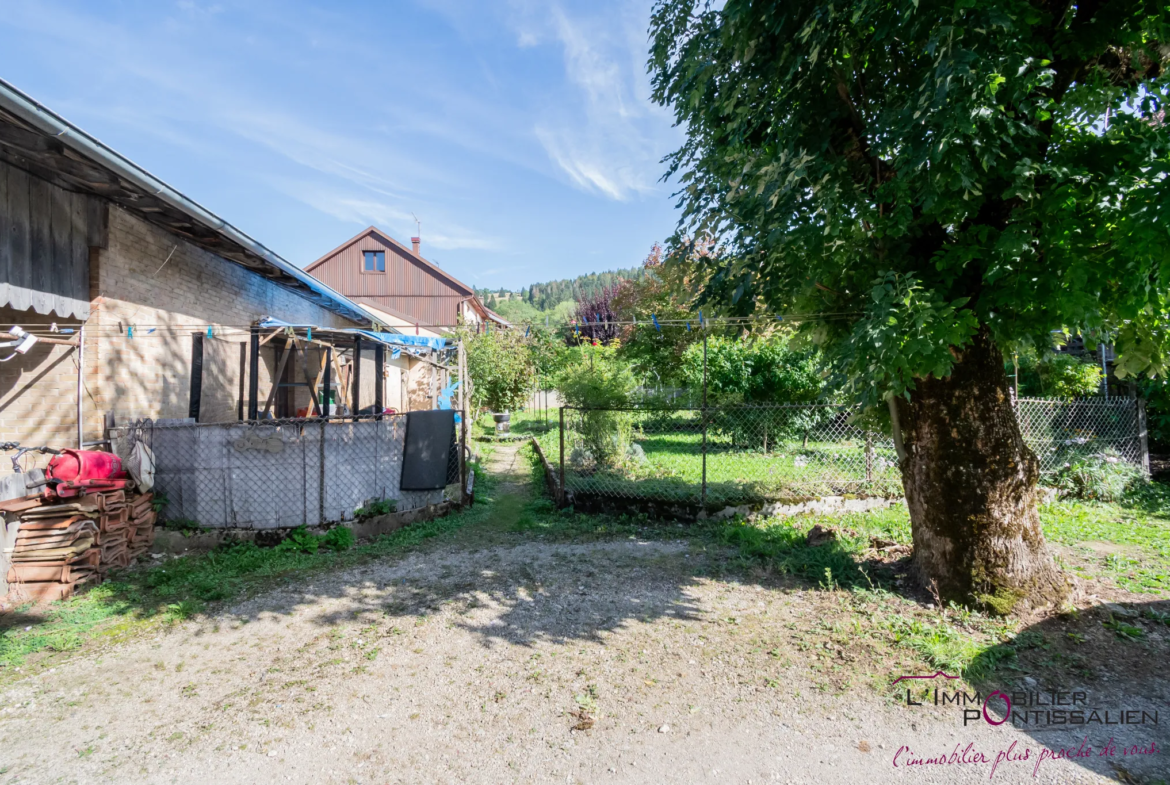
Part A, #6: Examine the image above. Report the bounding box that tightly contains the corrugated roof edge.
[0,78,375,328]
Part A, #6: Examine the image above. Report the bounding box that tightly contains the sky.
[0,0,683,290]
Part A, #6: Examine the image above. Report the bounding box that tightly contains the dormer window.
[363,251,385,272]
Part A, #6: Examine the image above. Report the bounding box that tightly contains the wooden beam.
[262,342,292,417]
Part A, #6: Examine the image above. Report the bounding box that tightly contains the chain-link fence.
[117,415,463,529]
[538,397,1148,507]
[1015,396,1147,475]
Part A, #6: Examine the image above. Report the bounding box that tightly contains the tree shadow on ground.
[964,598,1170,783]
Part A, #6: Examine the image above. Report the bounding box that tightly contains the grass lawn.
[536,424,903,502]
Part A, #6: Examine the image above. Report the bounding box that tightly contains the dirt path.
[0,442,1164,784]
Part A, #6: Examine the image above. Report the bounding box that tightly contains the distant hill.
[476,267,648,313]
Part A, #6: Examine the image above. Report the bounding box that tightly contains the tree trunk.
[897,327,1067,613]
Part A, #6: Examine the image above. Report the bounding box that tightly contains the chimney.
[411,236,421,256]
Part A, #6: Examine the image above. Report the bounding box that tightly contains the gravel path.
[0,442,1164,784]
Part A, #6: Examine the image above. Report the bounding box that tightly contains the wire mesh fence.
[117,414,463,529]
[538,397,1147,507]
[1015,396,1147,475]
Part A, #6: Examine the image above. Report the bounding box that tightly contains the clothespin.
[525,325,530,337]
[307,327,312,341]
[699,310,704,328]
[596,313,602,323]
[415,323,419,335]
[777,314,784,322]
[127,325,134,339]
[206,326,213,338]
[652,315,661,332]
[686,321,691,331]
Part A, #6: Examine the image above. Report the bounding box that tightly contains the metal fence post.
[865,434,874,482]
[318,418,327,525]
[559,406,566,506]
[701,332,708,508]
[1138,398,1150,475]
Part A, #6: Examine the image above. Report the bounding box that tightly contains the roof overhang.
[0,78,374,327]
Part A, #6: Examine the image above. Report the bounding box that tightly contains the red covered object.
[46,450,127,484]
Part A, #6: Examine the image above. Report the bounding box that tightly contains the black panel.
[401,410,456,491]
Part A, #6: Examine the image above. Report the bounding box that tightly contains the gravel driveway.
[0,443,1164,784]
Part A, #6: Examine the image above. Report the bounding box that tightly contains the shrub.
[558,344,639,469]
[465,327,535,413]
[276,526,319,555]
[1042,450,1145,502]
[1037,353,1103,399]
[355,498,397,517]
[681,336,835,446]
[321,527,355,552]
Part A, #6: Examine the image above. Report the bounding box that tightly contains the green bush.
[681,336,834,446]
[558,344,639,469]
[1042,450,1145,502]
[1037,354,1103,399]
[321,527,355,552]
[464,327,535,413]
[276,526,319,555]
[355,498,397,517]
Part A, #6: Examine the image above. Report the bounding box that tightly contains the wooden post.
[374,343,385,417]
[352,336,362,416]
[322,347,332,418]
[247,324,260,420]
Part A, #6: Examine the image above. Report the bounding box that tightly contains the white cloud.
[506,0,679,201]
[288,189,502,252]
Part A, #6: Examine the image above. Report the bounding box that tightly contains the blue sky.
[0,0,682,290]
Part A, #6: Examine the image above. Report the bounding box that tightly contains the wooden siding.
[0,158,95,319]
[306,229,470,328]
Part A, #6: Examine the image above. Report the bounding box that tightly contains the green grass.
[536,426,903,502]
[0,461,496,674]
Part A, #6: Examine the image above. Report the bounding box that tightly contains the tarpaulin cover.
[355,331,446,351]
[400,410,457,490]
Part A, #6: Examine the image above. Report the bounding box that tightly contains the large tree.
[649,0,1169,611]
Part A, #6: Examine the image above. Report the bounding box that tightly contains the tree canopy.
[649,0,1169,405]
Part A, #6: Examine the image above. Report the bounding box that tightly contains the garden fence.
[540,397,1147,508]
[115,414,463,529]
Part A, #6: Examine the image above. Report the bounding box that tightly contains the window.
[363,251,385,272]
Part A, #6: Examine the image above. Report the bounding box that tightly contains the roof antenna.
[410,213,429,262]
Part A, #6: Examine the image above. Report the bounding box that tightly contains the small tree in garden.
[649,0,1169,611]
[681,335,833,446]
[464,327,534,413]
[557,343,639,468]
[573,285,625,345]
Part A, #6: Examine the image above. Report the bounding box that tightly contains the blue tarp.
[256,318,446,352]
[355,331,447,351]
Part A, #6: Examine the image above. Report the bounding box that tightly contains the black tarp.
[400,410,457,490]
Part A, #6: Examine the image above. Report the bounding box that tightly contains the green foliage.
[648,0,1170,400]
[681,334,836,445]
[1037,354,1103,399]
[277,526,319,555]
[557,343,639,468]
[321,527,355,552]
[1139,376,1170,450]
[464,326,536,413]
[1043,450,1147,502]
[355,498,397,518]
[680,334,826,403]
